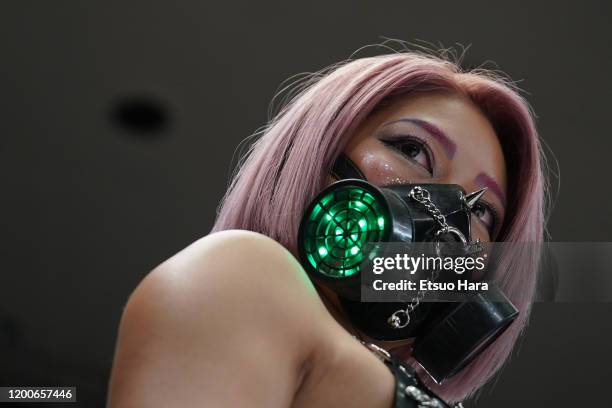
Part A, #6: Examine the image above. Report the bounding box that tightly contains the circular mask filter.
[299,179,391,279]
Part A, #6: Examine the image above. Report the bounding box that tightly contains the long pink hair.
[211,51,545,403]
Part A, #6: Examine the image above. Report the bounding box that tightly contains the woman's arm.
[107,230,323,407]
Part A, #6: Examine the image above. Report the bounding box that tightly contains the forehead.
[373,91,499,144]
[359,90,507,193]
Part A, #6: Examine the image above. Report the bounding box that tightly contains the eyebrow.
[382,118,457,159]
[475,172,506,206]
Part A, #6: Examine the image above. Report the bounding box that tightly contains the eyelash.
[472,200,499,237]
[380,135,434,175]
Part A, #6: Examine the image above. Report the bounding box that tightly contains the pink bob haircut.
[212,50,546,403]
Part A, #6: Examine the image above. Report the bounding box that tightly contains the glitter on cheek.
[359,151,410,185]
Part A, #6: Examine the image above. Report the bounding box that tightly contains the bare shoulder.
[108,230,332,407]
[144,230,323,320]
[155,229,308,289]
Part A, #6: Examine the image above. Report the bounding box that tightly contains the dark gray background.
[1,1,610,406]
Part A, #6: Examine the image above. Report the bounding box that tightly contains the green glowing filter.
[299,180,390,278]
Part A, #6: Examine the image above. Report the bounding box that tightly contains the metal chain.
[409,186,450,234]
[388,186,446,330]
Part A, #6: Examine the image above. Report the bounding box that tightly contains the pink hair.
[211,52,545,403]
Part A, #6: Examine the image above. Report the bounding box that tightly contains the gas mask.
[297,154,518,383]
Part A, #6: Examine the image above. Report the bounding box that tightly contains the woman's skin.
[107,91,507,407]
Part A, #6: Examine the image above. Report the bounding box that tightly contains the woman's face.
[344,91,507,243]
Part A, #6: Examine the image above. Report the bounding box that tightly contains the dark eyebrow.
[382,118,457,159]
[475,172,506,206]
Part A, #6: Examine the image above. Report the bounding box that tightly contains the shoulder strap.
[385,354,453,408]
[331,153,366,180]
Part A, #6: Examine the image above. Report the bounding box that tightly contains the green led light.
[301,182,390,278]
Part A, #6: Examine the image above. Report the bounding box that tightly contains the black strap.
[384,354,451,408]
[331,153,366,180]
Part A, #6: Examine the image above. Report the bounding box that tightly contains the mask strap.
[331,153,366,180]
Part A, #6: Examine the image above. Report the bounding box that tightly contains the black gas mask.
[297,154,518,383]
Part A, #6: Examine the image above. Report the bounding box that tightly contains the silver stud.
[404,386,429,402]
[465,187,487,209]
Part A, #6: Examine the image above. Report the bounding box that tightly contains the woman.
[108,50,545,407]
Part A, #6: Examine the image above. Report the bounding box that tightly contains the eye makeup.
[473,173,506,238]
[380,134,435,176]
[472,199,500,238]
[382,118,457,160]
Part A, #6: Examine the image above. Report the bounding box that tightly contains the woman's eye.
[472,202,496,234]
[383,138,432,174]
